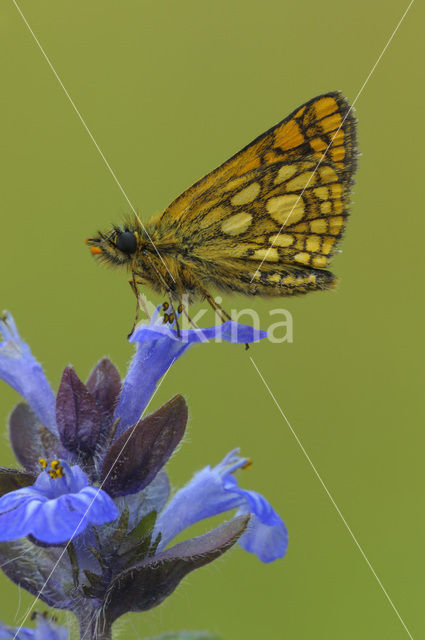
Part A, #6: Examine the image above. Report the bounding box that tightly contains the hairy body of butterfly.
[86,91,357,320]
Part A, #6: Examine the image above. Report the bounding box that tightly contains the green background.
[0,1,424,638]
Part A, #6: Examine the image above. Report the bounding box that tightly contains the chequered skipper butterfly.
[86,91,357,330]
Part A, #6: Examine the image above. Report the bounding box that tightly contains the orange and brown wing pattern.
[184,158,349,272]
[159,91,357,228]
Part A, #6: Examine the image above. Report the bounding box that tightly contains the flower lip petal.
[0,463,118,544]
[0,313,58,436]
[116,309,267,436]
[155,449,288,563]
[0,615,69,640]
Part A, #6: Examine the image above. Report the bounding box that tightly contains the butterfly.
[86,91,357,330]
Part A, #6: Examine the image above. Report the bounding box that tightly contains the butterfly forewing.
[160,91,357,228]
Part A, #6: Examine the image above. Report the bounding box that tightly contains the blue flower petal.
[0,621,34,640]
[155,462,241,549]
[0,463,118,544]
[0,618,69,640]
[155,449,287,562]
[0,498,43,541]
[115,310,267,435]
[34,619,69,640]
[236,506,288,563]
[0,313,58,437]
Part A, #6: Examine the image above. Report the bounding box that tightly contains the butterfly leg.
[198,285,249,350]
[197,284,230,323]
[164,291,182,339]
[178,300,199,329]
[128,273,143,338]
[128,272,153,336]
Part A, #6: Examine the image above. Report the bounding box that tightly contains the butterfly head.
[85,225,139,268]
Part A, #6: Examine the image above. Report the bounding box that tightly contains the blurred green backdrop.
[0,1,424,638]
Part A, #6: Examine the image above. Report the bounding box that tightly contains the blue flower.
[155,449,288,563]
[0,616,68,640]
[0,314,57,436]
[0,311,279,632]
[114,308,267,436]
[0,311,267,441]
[0,460,118,544]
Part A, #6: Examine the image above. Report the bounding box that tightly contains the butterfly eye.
[116,231,137,254]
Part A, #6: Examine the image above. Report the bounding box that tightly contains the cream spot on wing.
[333,200,344,214]
[252,248,279,262]
[227,243,257,258]
[310,218,328,233]
[286,171,317,191]
[269,233,294,247]
[314,187,329,200]
[329,216,344,234]
[283,275,296,286]
[294,252,311,266]
[231,182,261,206]
[306,235,322,252]
[313,255,328,268]
[319,166,338,184]
[330,184,342,198]
[198,206,230,229]
[221,212,253,236]
[266,194,304,225]
[292,222,309,232]
[274,165,297,184]
[221,177,247,192]
[322,237,335,255]
[321,201,332,214]
[268,273,281,283]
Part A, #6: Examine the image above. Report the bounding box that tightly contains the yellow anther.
[163,313,169,324]
[177,303,183,314]
[162,301,169,311]
[168,313,175,324]
[241,458,253,470]
[44,459,65,479]
[39,458,47,469]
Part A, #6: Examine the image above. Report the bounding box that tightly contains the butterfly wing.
[159,91,357,229]
[170,158,348,294]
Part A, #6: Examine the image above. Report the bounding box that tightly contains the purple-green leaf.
[0,467,35,497]
[103,514,249,623]
[101,395,187,497]
[9,402,66,472]
[56,366,102,455]
[86,358,121,430]
[0,538,74,609]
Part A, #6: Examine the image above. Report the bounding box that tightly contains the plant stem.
[79,615,112,640]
